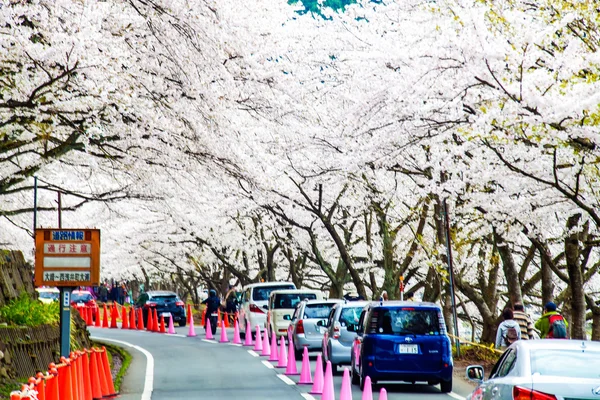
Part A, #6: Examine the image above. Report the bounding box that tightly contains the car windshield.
[273,293,317,309]
[377,307,440,335]
[303,303,334,319]
[530,349,600,379]
[151,295,178,303]
[339,307,362,327]
[72,293,93,302]
[39,292,59,300]
[252,285,295,301]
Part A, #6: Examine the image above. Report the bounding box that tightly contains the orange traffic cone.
[137,308,145,330]
[89,352,102,400]
[82,351,92,400]
[121,307,129,329]
[217,310,222,327]
[58,359,73,400]
[201,308,206,326]
[94,307,101,328]
[70,353,81,400]
[95,350,109,398]
[109,304,118,329]
[100,347,117,397]
[153,309,160,332]
[102,304,109,328]
[45,370,59,400]
[224,312,230,328]
[159,315,166,333]
[146,309,154,332]
[129,307,136,330]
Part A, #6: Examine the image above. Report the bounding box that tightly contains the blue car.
[350,301,453,392]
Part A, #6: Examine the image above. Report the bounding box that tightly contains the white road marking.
[448,392,466,400]
[277,374,296,385]
[248,350,259,357]
[91,336,154,400]
[301,394,317,400]
[228,343,243,347]
[262,360,274,369]
[201,339,217,344]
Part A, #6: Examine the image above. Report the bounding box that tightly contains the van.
[239,282,296,338]
[350,301,453,392]
[267,289,324,339]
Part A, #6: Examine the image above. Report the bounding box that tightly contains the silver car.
[289,299,343,359]
[466,340,600,400]
[322,300,368,373]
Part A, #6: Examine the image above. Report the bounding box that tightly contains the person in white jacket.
[495,308,522,350]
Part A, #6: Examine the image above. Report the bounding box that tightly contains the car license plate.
[161,312,171,318]
[77,302,84,307]
[398,344,419,354]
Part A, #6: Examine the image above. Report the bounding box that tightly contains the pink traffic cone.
[276,336,287,368]
[321,361,335,400]
[253,325,263,352]
[362,376,373,400]
[268,331,279,362]
[205,319,213,339]
[378,388,387,400]
[187,314,198,337]
[340,367,352,400]
[261,329,271,356]
[167,315,176,334]
[310,354,324,394]
[285,339,299,375]
[219,320,229,343]
[298,346,312,384]
[232,319,242,344]
[243,319,253,346]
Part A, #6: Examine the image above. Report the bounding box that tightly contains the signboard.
[35,229,100,287]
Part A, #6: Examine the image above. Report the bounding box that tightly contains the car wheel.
[178,320,186,327]
[440,379,452,393]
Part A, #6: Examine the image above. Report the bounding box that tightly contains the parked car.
[350,301,453,392]
[36,287,60,304]
[134,290,187,327]
[322,300,369,373]
[238,282,296,338]
[267,289,324,339]
[466,340,600,400]
[289,299,343,358]
[70,289,99,315]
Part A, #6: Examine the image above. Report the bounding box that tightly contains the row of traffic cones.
[81,303,179,335]
[10,347,117,400]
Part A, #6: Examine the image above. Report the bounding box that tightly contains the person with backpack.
[535,302,569,339]
[512,302,535,340]
[495,308,522,350]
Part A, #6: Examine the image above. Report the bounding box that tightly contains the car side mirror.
[262,305,268,310]
[466,365,484,383]
[283,315,291,321]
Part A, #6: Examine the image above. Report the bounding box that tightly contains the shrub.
[0,292,59,326]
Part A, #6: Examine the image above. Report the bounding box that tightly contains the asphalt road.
[90,324,476,400]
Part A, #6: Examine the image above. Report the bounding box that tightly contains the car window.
[39,292,59,300]
[273,293,317,309]
[252,285,295,301]
[530,349,600,379]
[71,292,93,302]
[489,348,515,379]
[151,294,178,302]
[376,307,440,335]
[304,303,334,319]
[339,306,362,327]
[495,349,517,377]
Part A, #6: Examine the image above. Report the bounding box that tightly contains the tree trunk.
[493,229,523,307]
[540,249,554,309]
[565,213,586,339]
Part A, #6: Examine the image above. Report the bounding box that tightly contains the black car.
[135,291,187,327]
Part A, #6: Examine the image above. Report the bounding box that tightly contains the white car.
[267,289,325,339]
[238,282,295,338]
[36,287,59,304]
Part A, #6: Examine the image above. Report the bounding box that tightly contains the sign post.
[35,229,101,357]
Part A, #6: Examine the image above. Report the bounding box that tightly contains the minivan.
[350,301,453,392]
[267,289,324,339]
[238,282,296,338]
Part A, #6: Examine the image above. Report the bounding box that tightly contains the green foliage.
[454,344,501,364]
[0,292,59,327]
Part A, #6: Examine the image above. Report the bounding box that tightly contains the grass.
[0,292,59,326]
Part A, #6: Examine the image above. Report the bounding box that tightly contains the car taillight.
[86,300,96,306]
[144,302,157,308]
[513,386,557,400]
[296,320,304,335]
[369,310,379,333]
[333,322,341,339]
[249,304,264,314]
[175,301,184,307]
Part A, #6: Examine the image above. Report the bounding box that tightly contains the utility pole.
[443,199,461,357]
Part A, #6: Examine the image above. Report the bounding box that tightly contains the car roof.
[269,289,320,296]
[302,299,343,306]
[337,300,370,308]
[244,282,296,289]
[36,287,59,292]
[146,290,178,296]
[72,290,92,294]
[515,339,600,352]
[365,300,441,309]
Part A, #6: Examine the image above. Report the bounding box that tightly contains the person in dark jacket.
[202,290,221,335]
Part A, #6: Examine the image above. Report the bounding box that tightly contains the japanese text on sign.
[43,271,91,282]
[51,231,84,241]
[44,243,91,254]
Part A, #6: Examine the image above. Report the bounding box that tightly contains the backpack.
[547,314,568,339]
[504,325,519,346]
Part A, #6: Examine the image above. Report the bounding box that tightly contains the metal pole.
[33,177,38,233]
[59,287,72,357]
[443,199,461,357]
[58,192,62,229]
